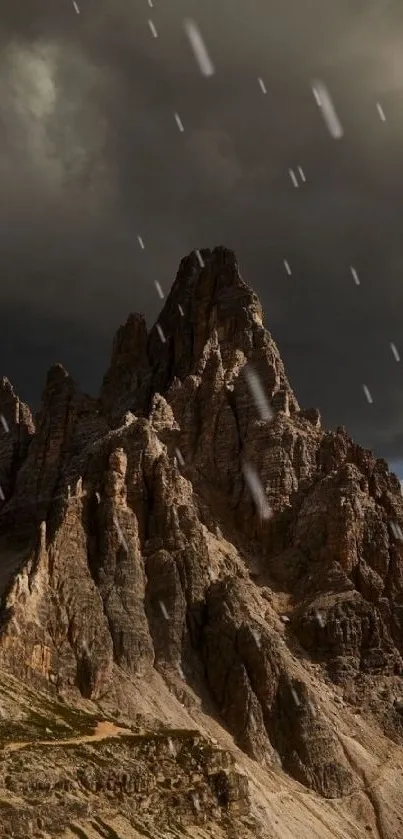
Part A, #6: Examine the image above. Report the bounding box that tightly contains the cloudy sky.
[1,0,403,472]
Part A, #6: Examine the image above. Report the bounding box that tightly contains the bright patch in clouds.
[7,42,58,120]
[0,41,113,208]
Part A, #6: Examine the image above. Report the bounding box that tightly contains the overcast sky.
[1,0,403,472]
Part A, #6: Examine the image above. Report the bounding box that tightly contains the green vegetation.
[0,668,103,745]
[70,827,90,839]
[92,818,122,839]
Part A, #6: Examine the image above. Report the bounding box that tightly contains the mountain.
[1,246,403,839]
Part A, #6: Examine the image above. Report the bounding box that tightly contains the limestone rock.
[1,247,403,839]
[0,364,109,542]
[0,376,35,506]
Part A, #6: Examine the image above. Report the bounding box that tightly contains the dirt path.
[4,719,135,754]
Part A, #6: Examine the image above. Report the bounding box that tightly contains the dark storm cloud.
[1,0,403,469]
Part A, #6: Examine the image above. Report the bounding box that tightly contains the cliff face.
[1,246,403,838]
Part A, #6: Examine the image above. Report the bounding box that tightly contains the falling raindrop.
[251,628,261,648]
[312,81,344,138]
[291,686,300,706]
[283,259,292,275]
[288,168,299,188]
[312,86,322,107]
[175,447,185,466]
[243,365,273,421]
[390,342,400,362]
[390,521,403,541]
[156,324,166,343]
[174,112,184,132]
[195,249,205,267]
[0,415,9,433]
[350,266,360,285]
[114,515,128,552]
[148,19,158,38]
[177,662,185,680]
[12,619,21,636]
[154,281,165,299]
[242,463,272,520]
[159,601,169,620]
[258,77,267,94]
[362,384,373,404]
[183,19,215,77]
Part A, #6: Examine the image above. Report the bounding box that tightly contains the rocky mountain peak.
[1,248,403,838]
[1,375,15,395]
[100,246,299,430]
[100,313,149,419]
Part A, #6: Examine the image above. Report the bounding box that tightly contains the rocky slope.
[1,246,403,838]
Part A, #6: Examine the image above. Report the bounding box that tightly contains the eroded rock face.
[1,246,403,807]
[200,578,355,797]
[0,365,109,542]
[100,312,150,423]
[0,377,35,508]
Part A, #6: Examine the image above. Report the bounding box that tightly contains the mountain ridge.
[0,246,403,838]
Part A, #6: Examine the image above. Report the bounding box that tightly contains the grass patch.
[158,727,200,738]
[93,818,122,839]
[0,670,102,742]
[0,709,101,745]
[129,821,155,839]
[69,826,90,839]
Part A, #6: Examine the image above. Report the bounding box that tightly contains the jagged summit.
[1,375,15,394]
[100,245,299,427]
[0,249,403,837]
